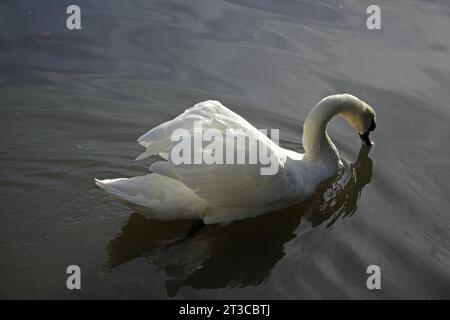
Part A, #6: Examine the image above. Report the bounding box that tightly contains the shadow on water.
[104,145,373,297]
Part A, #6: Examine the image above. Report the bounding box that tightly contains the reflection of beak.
[359,119,376,146]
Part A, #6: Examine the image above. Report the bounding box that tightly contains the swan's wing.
[136,100,280,162]
[136,100,297,209]
[136,100,275,160]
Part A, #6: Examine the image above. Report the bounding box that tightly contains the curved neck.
[302,95,355,162]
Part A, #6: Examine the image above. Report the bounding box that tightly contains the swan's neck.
[302,95,352,163]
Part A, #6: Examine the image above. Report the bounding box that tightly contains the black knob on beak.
[369,119,376,132]
[360,119,376,146]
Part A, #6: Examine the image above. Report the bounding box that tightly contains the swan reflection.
[105,145,373,297]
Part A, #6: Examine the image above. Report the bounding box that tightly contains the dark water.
[1,0,449,299]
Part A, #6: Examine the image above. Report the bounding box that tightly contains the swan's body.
[96,94,376,224]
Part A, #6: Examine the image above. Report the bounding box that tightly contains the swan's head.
[338,94,377,146]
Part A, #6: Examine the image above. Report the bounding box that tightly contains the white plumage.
[96,95,376,224]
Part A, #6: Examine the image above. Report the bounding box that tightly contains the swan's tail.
[95,174,207,220]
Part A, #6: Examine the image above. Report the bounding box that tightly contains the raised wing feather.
[136,100,297,209]
[136,100,254,160]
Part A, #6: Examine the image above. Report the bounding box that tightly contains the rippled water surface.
[1,0,449,299]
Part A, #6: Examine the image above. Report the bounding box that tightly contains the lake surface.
[1,0,449,299]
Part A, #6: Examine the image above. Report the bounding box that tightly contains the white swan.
[95,94,376,224]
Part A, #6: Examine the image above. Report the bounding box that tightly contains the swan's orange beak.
[359,119,376,146]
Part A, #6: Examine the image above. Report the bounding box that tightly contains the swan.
[95,94,376,224]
